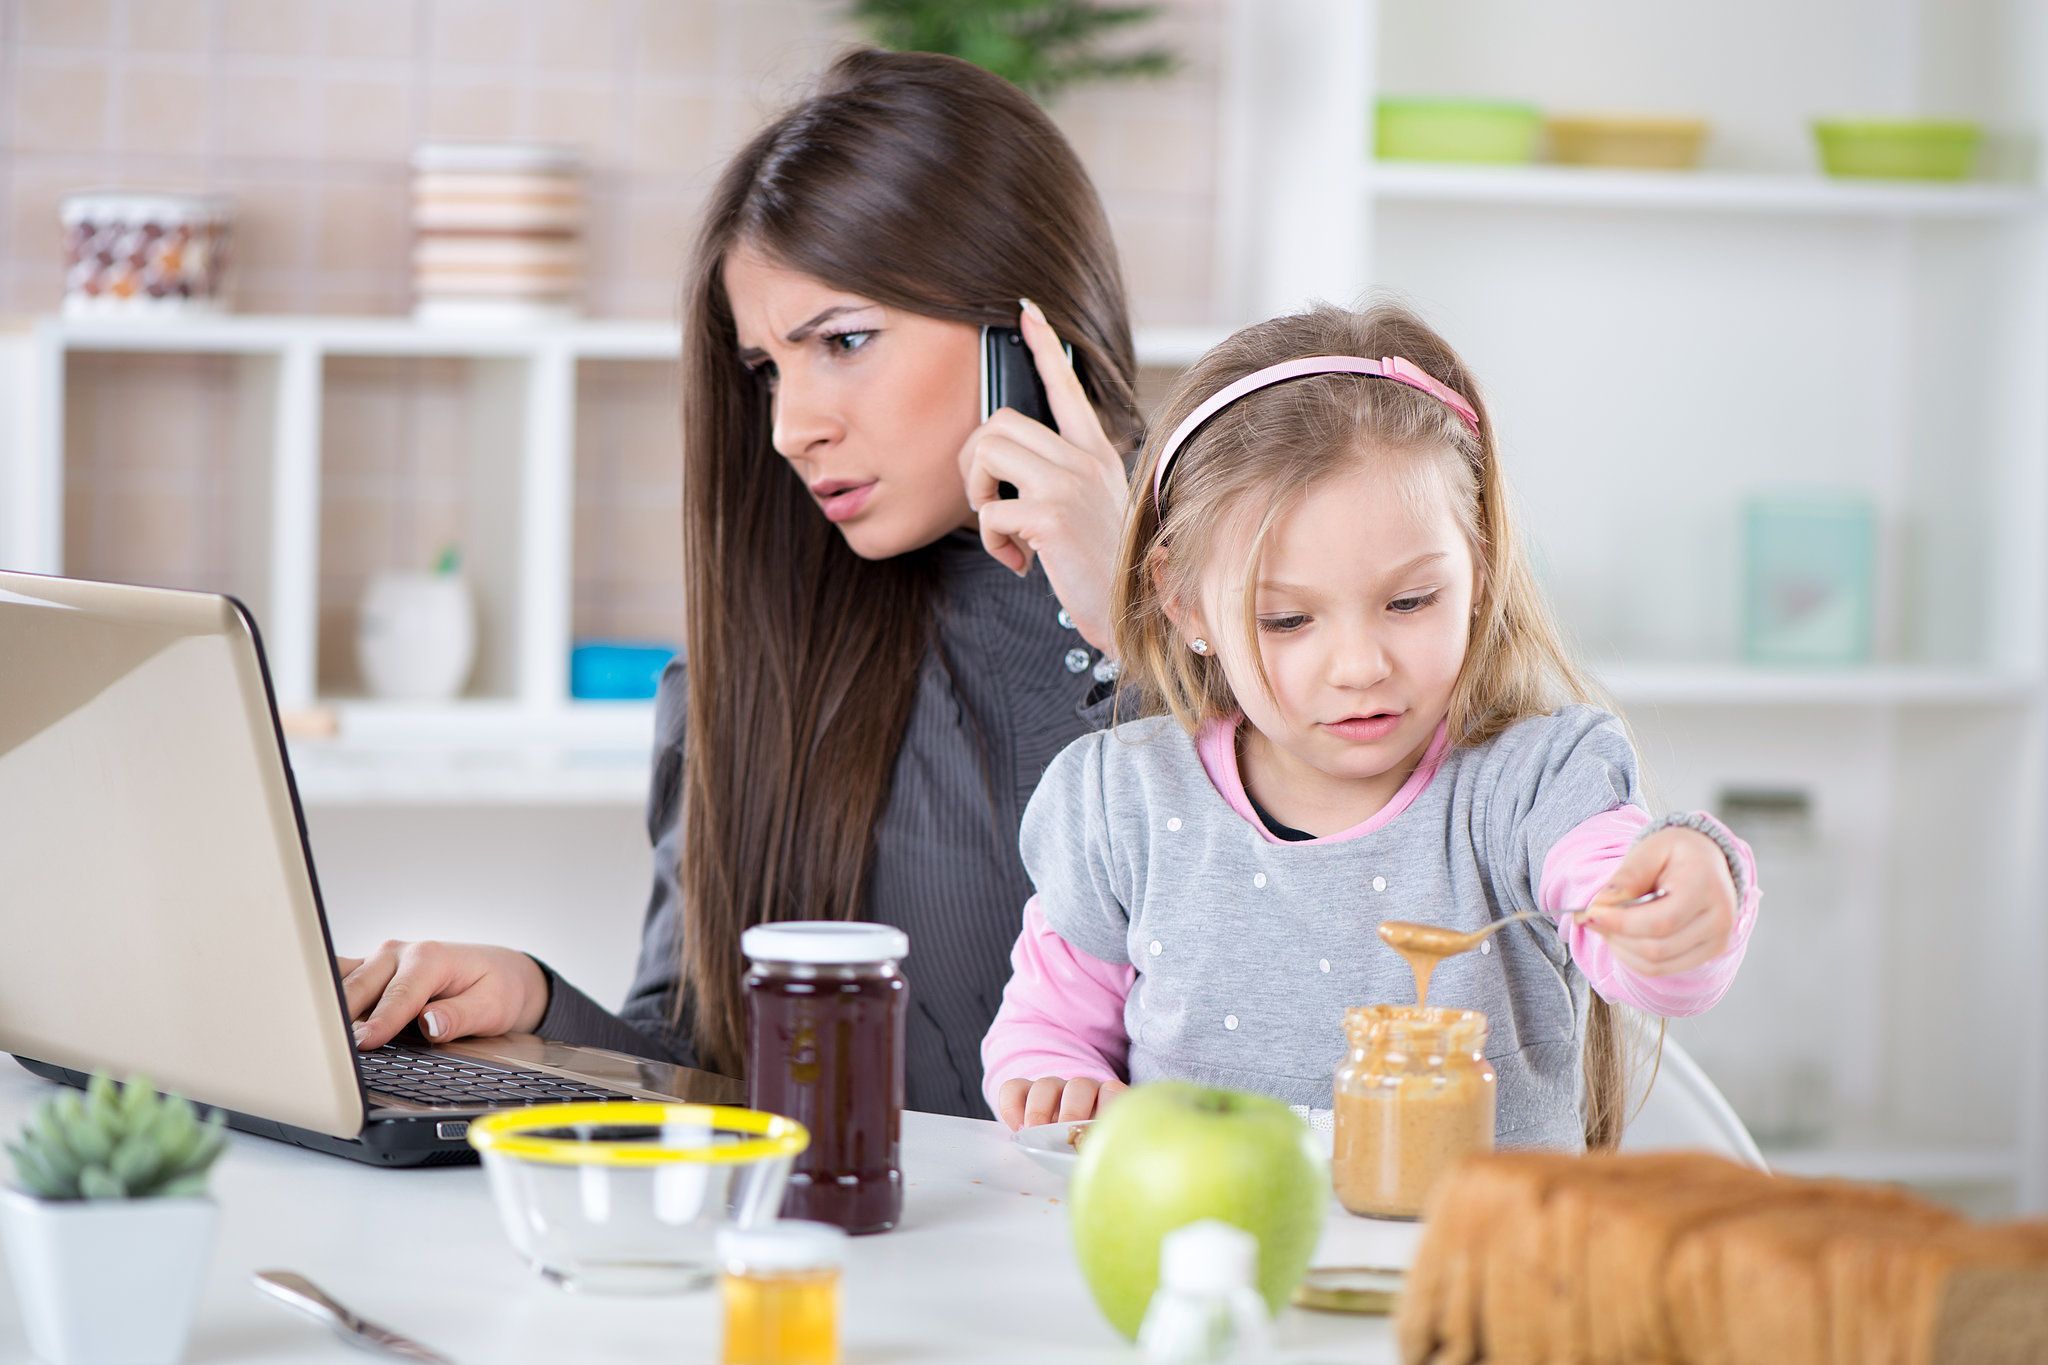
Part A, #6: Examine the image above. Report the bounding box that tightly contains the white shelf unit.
[10,312,2040,809]
[7,313,684,695]
[1224,0,2048,1211]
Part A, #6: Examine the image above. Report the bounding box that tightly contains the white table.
[0,1067,1416,1363]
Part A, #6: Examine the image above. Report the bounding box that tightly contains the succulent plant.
[5,1073,226,1201]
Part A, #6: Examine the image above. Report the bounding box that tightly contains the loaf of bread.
[1395,1150,2048,1365]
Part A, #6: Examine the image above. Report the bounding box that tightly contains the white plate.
[1012,1119,1092,1176]
[1013,1109,1337,1178]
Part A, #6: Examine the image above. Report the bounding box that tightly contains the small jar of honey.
[1331,1005,1496,1220]
[717,1220,847,1365]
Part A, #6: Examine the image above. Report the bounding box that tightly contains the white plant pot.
[357,572,477,701]
[0,1188,216,1365]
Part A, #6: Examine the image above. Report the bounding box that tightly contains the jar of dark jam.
[742,923,908,1235]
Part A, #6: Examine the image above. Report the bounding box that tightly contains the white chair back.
[1618,1035,1767,1169]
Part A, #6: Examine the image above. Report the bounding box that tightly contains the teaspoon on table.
[252,1270,457,1364]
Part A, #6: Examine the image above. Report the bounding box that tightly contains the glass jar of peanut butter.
[1331,1005,1496,1220]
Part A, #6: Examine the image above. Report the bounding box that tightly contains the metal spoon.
[1379,888,1669,957]
[252,1270,457,1364]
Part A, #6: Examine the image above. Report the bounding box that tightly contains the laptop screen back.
[0,572,364,1138]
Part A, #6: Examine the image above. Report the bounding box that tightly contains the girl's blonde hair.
[1112,300,1646,1150]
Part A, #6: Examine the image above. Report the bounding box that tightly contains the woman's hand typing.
[1582,828,1739,978]
[960,298,1129,655]
[336,940,552,1052]
[995,1075,1129,1131]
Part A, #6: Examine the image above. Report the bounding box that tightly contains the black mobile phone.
[980,325,1074,498]
[981,324,1063,429]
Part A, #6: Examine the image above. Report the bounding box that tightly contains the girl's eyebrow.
[1379,551,1449,584]
[1257,551,1448,596]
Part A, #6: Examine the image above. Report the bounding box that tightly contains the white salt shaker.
[1138,1219,1272,1364]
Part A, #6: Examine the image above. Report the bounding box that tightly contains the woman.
[341,48,1143,1118]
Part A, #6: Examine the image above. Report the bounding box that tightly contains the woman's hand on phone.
[996,1074,1129,1130]
[960,298,1128,655]
[337,940,551,1051]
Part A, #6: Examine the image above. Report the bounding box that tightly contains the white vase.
[356,571,477,701]
[0,1188,217,1365]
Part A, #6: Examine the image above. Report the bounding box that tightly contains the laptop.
[0,570,739,1167]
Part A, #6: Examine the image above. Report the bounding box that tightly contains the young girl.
[981,302,1760,1150]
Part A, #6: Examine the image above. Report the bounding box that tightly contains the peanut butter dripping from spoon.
[1377,891,1668,1008]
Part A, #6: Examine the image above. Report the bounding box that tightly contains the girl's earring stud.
[1189,638,1210,656]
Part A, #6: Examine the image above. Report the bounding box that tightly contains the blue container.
[1741,494,1876,665]
[571,641,677,700]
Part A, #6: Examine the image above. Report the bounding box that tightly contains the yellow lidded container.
[718,1221,847,1365]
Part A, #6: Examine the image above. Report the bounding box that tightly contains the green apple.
[1068,1081,1328,1339]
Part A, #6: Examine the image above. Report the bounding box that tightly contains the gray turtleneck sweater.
[534,531,1114,1117]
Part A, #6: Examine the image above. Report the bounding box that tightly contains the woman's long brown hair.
[1113,302,1649,1149]
[678,49,1142,1076]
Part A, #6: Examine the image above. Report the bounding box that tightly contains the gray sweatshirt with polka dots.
[1016,705,1647,1150]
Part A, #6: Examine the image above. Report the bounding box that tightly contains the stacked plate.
[411,143,584,324]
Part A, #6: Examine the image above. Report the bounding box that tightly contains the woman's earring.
[1189,638,1210,656]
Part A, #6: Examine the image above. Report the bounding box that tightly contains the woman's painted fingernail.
[422,1010,443,1039]
[1019,296,1045,322]
[351,1020,365,1038]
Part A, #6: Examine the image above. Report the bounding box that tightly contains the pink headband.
[1151,355,1481,510]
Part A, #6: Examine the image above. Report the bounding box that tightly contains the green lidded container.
[1376,98,1542,164]
[1812,119,1982,181]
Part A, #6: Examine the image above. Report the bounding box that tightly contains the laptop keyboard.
[360,1043,635,1108]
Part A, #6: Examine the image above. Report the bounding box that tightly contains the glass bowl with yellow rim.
[467,1102,809,1294]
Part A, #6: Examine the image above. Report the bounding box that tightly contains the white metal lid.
[716,1219,847,1272]
[1158,1219,1258,1295]
[741,921,908,965]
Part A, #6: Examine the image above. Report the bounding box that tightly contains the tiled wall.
[5,0,1223,675]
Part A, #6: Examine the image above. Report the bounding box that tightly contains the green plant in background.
[5,1073,227,1201]
[847,0,1177,101]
